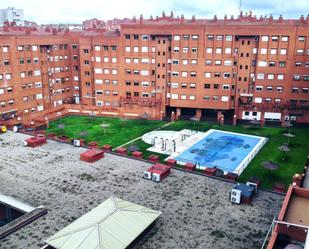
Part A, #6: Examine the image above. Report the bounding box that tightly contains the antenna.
[239,0,242,12]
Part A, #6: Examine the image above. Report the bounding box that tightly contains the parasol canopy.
[261,161,280,170]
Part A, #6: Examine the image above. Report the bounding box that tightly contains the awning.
[0,109,17,115]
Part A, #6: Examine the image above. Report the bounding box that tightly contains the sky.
[0,0,308,24]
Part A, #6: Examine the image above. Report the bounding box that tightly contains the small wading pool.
[172,129,267,175]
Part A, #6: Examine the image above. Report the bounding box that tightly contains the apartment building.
[1,12,309,126]
[0,7,24,26]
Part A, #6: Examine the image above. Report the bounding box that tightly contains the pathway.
[114,122,174,150]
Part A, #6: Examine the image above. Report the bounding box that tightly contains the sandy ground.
[0,131,283,249]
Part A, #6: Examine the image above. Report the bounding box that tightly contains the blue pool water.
[174,130,263,172]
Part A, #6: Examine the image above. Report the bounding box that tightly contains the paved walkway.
[114,122,174,150]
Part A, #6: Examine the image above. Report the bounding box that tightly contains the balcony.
[120,96,161,107]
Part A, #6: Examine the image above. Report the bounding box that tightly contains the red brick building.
[1,12,309,127]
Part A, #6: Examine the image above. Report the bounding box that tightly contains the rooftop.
[0,131,283,249]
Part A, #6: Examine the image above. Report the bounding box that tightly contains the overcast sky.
[0,0,308,24]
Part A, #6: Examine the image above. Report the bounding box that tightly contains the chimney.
[213,15,218,22]
[240,11,243,18]
[224,14,227,21]
[52,28,57,35]
[278,15,283,22]
[180,14,184,24]
[150,15,153,21]
[300,14,305,23]
[191,15,196,22]
[162,11,166,18]
[140,14,143,24]
[132,16,136,22]
[269,14,273,23]
[306,15,309,24]
[170,11,174,18]
[230,15,234,20]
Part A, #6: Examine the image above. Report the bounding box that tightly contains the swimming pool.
[172,129,267,175]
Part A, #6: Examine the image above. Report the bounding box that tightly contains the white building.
[0,7,24,26]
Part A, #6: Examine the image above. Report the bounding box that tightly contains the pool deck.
[166,129,267,175]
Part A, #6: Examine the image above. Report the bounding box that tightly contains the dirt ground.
[0,131,283,249]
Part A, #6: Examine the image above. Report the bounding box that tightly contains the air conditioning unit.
[230,189,242,204]
[73,139,80,147]
[247,182,258,192]
[143,171,152,180]
[152,173,160,182]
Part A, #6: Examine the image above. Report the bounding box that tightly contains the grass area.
[46,116,166,147]
[124,120,309,190]
[46,116,309,190]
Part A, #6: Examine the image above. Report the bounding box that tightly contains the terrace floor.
[284,195,309,226]
[0,132,284,249]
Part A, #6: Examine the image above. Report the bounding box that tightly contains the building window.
[279,61,286,68]
[183,35,189,40]
[216,48,222,54]
[272,36,279,41]
[261,48,267,54]
[192,35,199,40]
[204,84,211,89]
[281,36,289,42]
[261,36,269,42]
[215,60,221,66]
[293,74,301,81]
[296,49,304,55]
[226,35,232,41]
[205,72,211,78]
[205,59,212,65]
[174,35,180,41]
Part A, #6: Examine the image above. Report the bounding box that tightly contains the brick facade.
[1,12,309,126]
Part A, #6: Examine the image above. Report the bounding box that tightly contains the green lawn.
[46,116,309,190]
[46,116,166,147]
[125,120,309,190]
